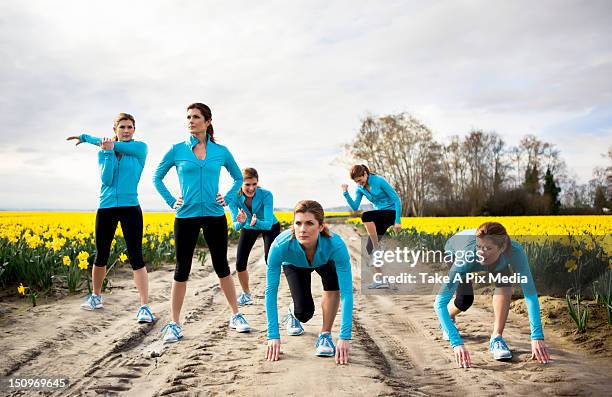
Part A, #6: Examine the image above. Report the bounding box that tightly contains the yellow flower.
[157,235,164,243]
[565,259,577,272]
[573,249,583,259]
[62,256,71,266]
[77,251,90,262]
[17,283,25,295]
[142,237,148,244]
[119,253,128,262]
[78,259,89,270]
[111,239,116,248]
[170,239,175,246]
[149,242,154,249]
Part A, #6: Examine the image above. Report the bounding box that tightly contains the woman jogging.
[341,164,402,289]
[153,102,247,343]
[227,168,281,306]
[434,222,551,368]
[66,113,154,323]
[265,200,353,364]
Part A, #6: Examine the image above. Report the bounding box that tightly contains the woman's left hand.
[531,339,551,364]
[101,138,114,150]
[335,339,351,365]
[393,223,402,232]
[216,193,226,207]
[250,214,257,227]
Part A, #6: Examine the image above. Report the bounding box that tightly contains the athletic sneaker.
[282,307,304,336]
[315,332,336,357]
[489,335,512,360]
[367,280,390,289]
[80,294,103,311]
[229,313,251,333]
[136,304,155,323]
[161,322,183,344]
[237,292,253,306]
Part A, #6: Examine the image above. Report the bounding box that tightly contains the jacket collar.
[186,134,211,148]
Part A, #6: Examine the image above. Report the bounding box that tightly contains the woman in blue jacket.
[341,164,402,289]
[153,103,247,343]
[67,113,154,323]
[227,167,280,307]
[265,200,353,364]
[434,222,551,368]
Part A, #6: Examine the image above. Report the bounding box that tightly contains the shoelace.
[491,338,508,351]
[86,294,101,307]
[137,305,153,319]
[238,294,250,304]
[233,314,248,325]
[316,333,333,349]
[160,323,181,338]
[283,313,302,330]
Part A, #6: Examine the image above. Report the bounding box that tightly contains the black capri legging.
[453,267,513,311]
[361,209,396,254]
[174,215,230,281]
[94,205,145,271]
[236,222,281,272]
[283,261,340,324]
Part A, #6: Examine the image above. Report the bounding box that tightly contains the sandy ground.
[1,224,611,396]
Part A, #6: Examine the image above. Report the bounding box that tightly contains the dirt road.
[1,225,610,396]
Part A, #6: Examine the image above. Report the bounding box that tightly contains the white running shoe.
[315,332,336,357]
[80,294,103,310]
[237,292,253,306]
[282,306,304,336]
[161,322,183,344]
[136,304,155,323]
[489,335,513,360]
[229,313,251,333]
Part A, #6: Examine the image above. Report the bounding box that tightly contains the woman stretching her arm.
[67,113,153,323]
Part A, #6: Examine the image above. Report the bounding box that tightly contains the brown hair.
[112,113,135,142]
[187,103,215,143]
[291,200,332,238]
[476,222,511,254]
[350,164,370,180]
[238,168,259,196]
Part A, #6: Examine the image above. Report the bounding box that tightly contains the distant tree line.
[345,112,611,216]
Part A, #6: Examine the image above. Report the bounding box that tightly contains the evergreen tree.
[543,167,561,214]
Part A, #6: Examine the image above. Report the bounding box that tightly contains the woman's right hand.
[453,345,471,368]
[173,196,184,210]
[265,339,281,361]
[341,183,349,192]
[66,136,83,145]
[236,209,247,223]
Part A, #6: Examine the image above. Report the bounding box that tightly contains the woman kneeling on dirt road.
[434,222,551,368]
[265,200,353,364]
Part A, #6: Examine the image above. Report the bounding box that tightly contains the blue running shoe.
[237,292,253,306]
[80,294,103,311]
[136,304,155,323]
[315,332,336,357]
[282,307,304,336]
[489,335,512,360]
[229,313,251,333]
[161,322,183,344]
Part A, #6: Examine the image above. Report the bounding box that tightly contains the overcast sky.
[1,0,610,211]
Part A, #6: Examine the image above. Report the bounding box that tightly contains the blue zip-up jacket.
[153,135,242,218]
[265,229,353,340]
[343,174,402,224]
[79,134,147,209]
[227,187,279,231]
[434,229,544,348]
